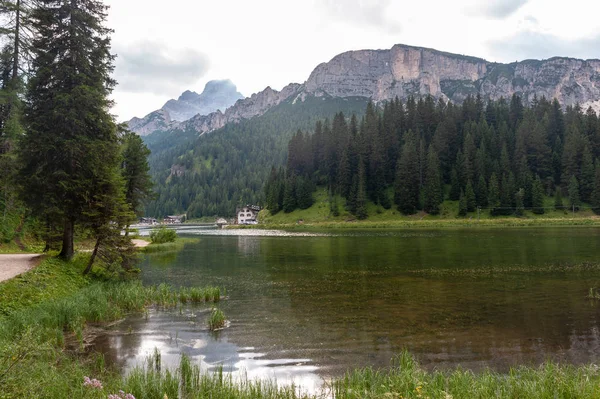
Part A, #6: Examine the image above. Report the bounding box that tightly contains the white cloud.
[104,0,600,121]
[114,41,210,96]
[319,0,402,34]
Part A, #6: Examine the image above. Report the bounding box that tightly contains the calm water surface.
[95,227,600,390]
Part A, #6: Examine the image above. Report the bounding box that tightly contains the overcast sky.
[105,0,600,121]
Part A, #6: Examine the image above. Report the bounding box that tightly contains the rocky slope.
[128,44,600,137]
[128,80,244,135]
[304,44,600,110]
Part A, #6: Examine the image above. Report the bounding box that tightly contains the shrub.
[149,226,177,244]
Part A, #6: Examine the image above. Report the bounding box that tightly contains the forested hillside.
[145,96,368,217]
[265,95,600,218]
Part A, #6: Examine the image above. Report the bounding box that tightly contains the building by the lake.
[237,205,261,224]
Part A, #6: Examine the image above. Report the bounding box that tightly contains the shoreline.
[228,216,600,230]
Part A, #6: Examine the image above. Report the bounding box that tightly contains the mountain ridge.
[128,43,600,137]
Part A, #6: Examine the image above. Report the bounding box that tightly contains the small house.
[164,215,185,224]
[237,205,261,225]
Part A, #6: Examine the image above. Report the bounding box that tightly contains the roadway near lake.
[0,254,41,283]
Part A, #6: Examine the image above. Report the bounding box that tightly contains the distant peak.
[178,90,200,102]
[200,79,242,97]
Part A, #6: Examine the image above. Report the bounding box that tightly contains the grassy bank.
[251,189,600,229]
[0,255,224,398]
[141,237,201,253]
[110,350,600,399]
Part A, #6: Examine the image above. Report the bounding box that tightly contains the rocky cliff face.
[128,44,600,137]
[305,44,600,110]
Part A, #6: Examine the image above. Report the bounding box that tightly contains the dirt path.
[0,254,42,283]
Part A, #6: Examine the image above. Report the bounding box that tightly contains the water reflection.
[96,227,600,392]
[93,307,324,393]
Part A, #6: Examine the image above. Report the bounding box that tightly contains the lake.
[94,227,600,392]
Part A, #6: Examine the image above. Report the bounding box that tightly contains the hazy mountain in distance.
[127,79,244,135]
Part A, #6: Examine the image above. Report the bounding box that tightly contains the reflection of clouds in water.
[95,308,324,394]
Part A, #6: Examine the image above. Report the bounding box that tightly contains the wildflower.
[107,391,135,399]
[83,376,103,389]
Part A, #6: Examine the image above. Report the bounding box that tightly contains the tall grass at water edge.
[115,350,600,399]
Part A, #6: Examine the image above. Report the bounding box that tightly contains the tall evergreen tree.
[580,145,595,202]
[591,164,600,215]
[531,175,545,214]
[554,187,564,210]
[355,158,368,220]
[465,180,476,212]
[282,174,297,213]
[568,175,581,211]
[488,173,500,215]
[423,146,442,215]
[449,167,461,201]
[458,189,467,217]
[394,132,420,214]
[515,188,525,216]
[19,0,124,260]
[476,175,488,207]
[121,130,154,220]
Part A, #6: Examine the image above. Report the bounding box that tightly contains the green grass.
[113,350,600,399]
[141,237,200,253]
[332,351,600,399]
[254,188,600,229]
[207,308,226,330]
[0,255,226,398]
[0,255,90,316]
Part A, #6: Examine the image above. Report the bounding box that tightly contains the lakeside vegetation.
[265,97,600,223]
[0,255,225,398]
[254,187,600,229]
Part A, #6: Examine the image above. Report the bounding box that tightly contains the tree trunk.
[59,218,74,260]
[83,238,100,275]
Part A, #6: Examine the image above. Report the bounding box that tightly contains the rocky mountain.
[128,79,243,135]
[304,44,600,111]
[129,44,600,137]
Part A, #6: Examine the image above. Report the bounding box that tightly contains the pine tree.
[296,176,314,210]
[449,167,461,201]
[488,173,500,215]
[554,187,564,211]
[476,175,488,207]
[568,175,581,211]
[423,146,442,215]
[394,132,420,215]
[515,188,525,216]
[121,130,154,219]
[531,175,545,214]
[356,158,368,220]
[591,164,600,215]
[265,166,281,213]
[458,189,467,216]
[580,145,595,202]
[20,0,124,260]
[282,174,297,213]
[465,180,476,212]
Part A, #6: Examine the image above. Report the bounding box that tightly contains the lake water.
[94,227,600,392]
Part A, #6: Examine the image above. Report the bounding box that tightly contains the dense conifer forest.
[144,96,368,218]
[265,95,600,218]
